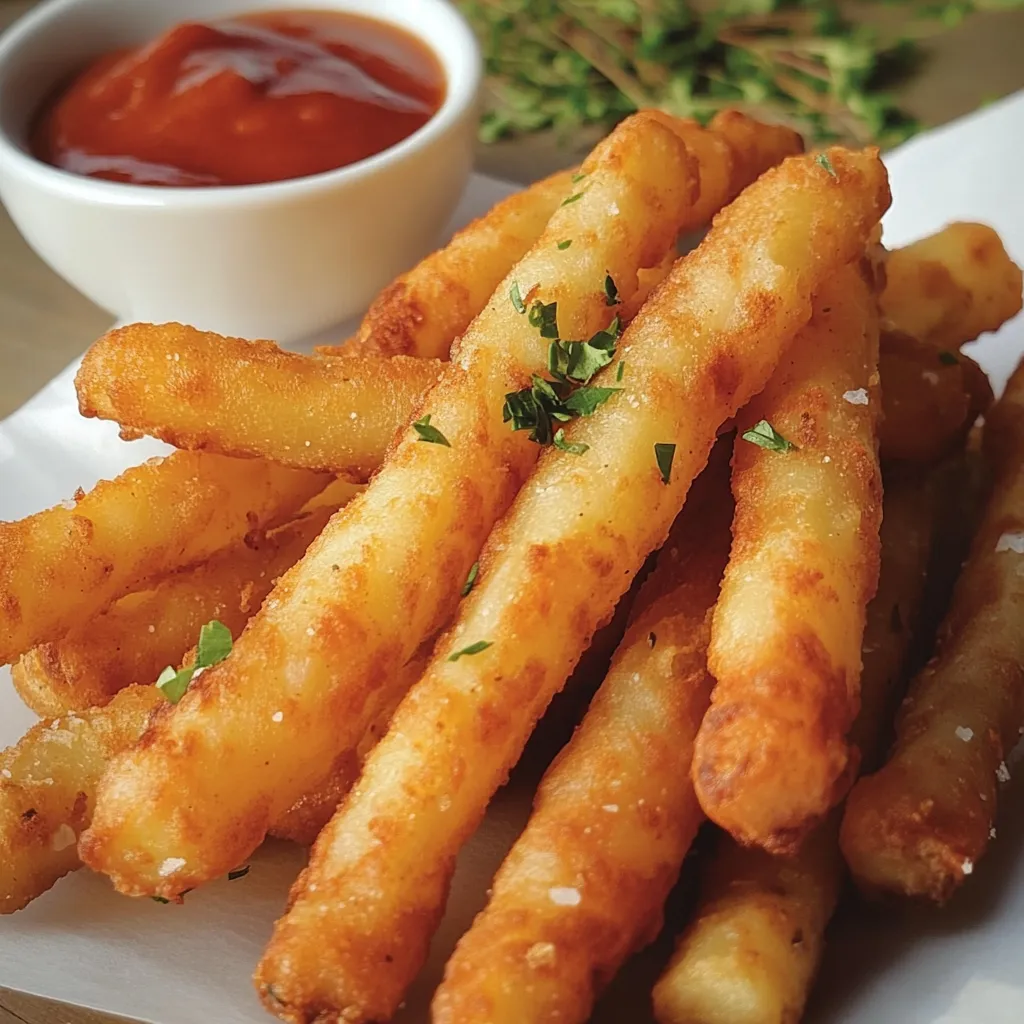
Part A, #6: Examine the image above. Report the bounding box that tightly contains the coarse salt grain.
[602,804,619,813]
[990,827,997,839]
[843,388,869,405]
[995,532,1024,554]
[1,769,11,778]
[922,371,940,385]
[526,941,557,968]
[271,711,284,723]
[50,824,77,851]
[961,858,973,875]
[159,857,187,877]
[955,726,974,742]
[997,761,1011,783]
[548,886,581,907]
[148,625,155,633]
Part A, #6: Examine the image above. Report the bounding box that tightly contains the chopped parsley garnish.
[228,866,250,881]
[510,280,527,314]
[548,317,620,383]
[448,640,493,662]
[561,190,586,207]
[528,299,560,339]
[938,350,959,366]
[816,152,837,179]
[564,386,620,417]
[412,414,451,447]
[461,561,480,597]
[571,171,587,184]
[557,239,573,250]
[616,362,625,382]
[151,896,171,904]
[655,443,676,484]
[604,273,620,306]
[741,419,797,453]
[553,429,589,455]
[157,620,232,704]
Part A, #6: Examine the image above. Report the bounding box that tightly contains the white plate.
[2,94,1024,1024]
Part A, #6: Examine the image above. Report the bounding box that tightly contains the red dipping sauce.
[32,10,446,187]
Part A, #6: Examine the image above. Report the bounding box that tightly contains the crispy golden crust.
[653,465,945,1024]
[75,324,442,479]
[880,222,1023,350]
[10,488,358,716]
[695,262,883,852]
[878,330,993,465]
[254,147,889,1024]
[840,357,1024,902]
[432,457,732,1024]
[80,111,698,902]
[0,452,325,665]
[0,685,164,914]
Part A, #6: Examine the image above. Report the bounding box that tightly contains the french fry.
[432,454,732,1024]
[878,331,993,465]
[81,111,700,899]
[338,111,802,361]
[840,356,1024,902]
[694,261,883,852]
[652,463,946,1024]
[880,222,1023,351]
[75,325,443,479]
[254,148,891,1024]
[10,485,360,716]
[0,453,326,665]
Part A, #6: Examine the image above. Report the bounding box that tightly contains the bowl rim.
[0,0,482,209]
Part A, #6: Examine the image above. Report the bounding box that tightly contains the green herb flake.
[616,362,625,382]
[816,152,837,179]
[565,385,620,417]
[461,561,480,598]
[741,420,797,453]
[156,619,233,704]
[510,281,527,314]
[156,665,193,705]
[550,318,620,385]
[228,866,250,881]
[570,171,587,184]
[448,640,494,662]
[938,350,959,366]
[557,239,573,251]
[561,190,586,207]
[604,273,620,306]
[151,896,171,904]
[553,429,589,456]
[412,414,451,448]
[655,443,676,484]
[528,299,559,339]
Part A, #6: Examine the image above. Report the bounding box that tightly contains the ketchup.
[32,10,446,187]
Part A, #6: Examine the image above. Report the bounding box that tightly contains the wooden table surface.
[2,0,1024,1021]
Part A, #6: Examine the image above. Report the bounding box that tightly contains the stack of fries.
[1,108,1022,1024]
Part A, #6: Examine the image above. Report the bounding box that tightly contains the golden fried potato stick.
[76,324,443,479]
[840,356,1024,902]
[0,453,325,665]
[652,463,946,1024]
[255,148,890,1024]
[432,457,732,1024]
[694,263,883,852]
[878,330,993,465]
[11,484,361,716]
[881,222,1023,351]
[81,111,700,900]
[326,111,803,361]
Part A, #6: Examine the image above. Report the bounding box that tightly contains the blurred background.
[1,0,1023,417]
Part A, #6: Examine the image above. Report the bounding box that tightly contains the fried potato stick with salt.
[653,464,944,1024]
[332,111,802,360]
[81,111,699,899]
[0,453,325,665]
[881,222,1023,351]
[11,483,360,716]
[76,325,442,479]
[433,457,732,1024]
[694,263,883,852]
[255,147,890,1024]
[841,356,1024,902]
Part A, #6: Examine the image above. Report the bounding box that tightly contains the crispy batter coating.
[653,464,945,1024]
[878,330,993,465]
[0,452,325,665]
[840,356,1024,902]
[76,325,442,479]
[0,685,164,914]
[695,263,883,851]
[345,169,576,358]
[10,485,359,716]
[81,111,699,900]
[880,222,1023,350]
[432,458,732,1024]
[254,147,890,1024]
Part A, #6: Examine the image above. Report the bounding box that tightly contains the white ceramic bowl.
[0,0,480,342]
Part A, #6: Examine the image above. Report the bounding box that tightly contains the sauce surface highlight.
[33,10,446,187]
